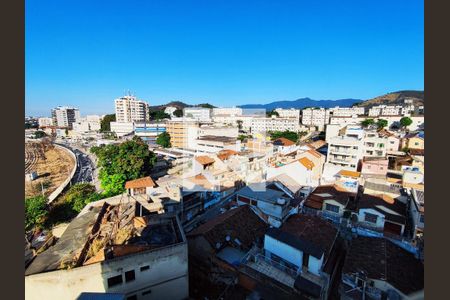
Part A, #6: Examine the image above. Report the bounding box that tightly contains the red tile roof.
[125,176,156,189]
[217,149,239,161]
[195,155,215,165]
[299,157,315,170]
[273,137,295,146]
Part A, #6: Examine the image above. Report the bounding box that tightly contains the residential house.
[187,205,267,273]
[272,137,298,155]
[355,193,407,237]
[361,157,389,178]
[241,215,341,299]
[340,237,424,300]
[378,129,401,152]
[236,181,300,228]
[401,132,424,150]
[296,148,326,182]
[302,185,356,225]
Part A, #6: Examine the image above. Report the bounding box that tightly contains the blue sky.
[26,0,424,116]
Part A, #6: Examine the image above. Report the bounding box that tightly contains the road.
[57,141,99,189]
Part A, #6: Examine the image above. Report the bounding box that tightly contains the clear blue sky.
[26,0,424,116]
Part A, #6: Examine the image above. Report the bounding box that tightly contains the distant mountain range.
[239,97,362,110]
[149,90,424,111]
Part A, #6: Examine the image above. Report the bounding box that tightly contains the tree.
[238,134,251,142]
[65,128,69,136]
[34,131,47,139]
[298,131,308,139]
[376,119,388,129]
[25,195,48,230]
[361,118,375,128]
[269,130,299,143]
[400,117,413,128]
[63,183,100,213]
[156,132,171,148]
[91,137,157,196]
[266,110,279,117]
[100,114,116,132]
[149,110,170,121]
[173,109,183,117]
[197,103,216,109]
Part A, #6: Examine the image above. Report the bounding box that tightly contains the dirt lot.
[25,142,76,198]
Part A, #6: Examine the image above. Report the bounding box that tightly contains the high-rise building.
[114,95,150,123]
[51,106,81,129]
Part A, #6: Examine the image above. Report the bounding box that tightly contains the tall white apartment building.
[115,95,150,123]
[326,126,364,171]
[250,117,299,133]
[212,107,243,116]
[72,115,102,133]
[368,105,403,117]
[274,108,300,120]
[38,117,53,128]
[51,106,81,129]
[184,107,211,121]
[328,106,365,117]
[301,108,330,128]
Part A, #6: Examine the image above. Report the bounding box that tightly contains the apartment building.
[51,106,81,129]
[165,120,199,149]
[326,127,364,171]
[328,106,365,117]
[72,115,102,133]
[115,95,150,123]
[250,117,299,133]
[301,108,330,130]
[274,108,301,120]
[197,125,238,138]
[110,122,135,137]
[184,107,211,121]
[212,107,243,116]
[38,117,53,128]
[362,131,387,158]
[368,105,403,117]
[195,136,240,153]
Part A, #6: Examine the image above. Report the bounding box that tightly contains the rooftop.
[358,193,407,224]
[273,137,295,147]
[338,170,361,178]
[195,155,216,165]
[299,157,315,170]
[304,185,355,210]
[266,215,337,260]
[125,176,156,189]
[197,135,237,143]
[188,205,267,250]
[342,237,424,295]
[237,184,288,204]
[26,199,184,276]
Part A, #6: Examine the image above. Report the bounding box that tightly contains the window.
[325,203,340,213]
[140,265,150,272]
[107,275,123,288]
[125,270,135,282]
[364,213,378,224]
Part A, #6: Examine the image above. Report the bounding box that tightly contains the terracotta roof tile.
[299,157,315,170]
[338,170,361,178]
[217,149,239,161]
[195,155,215,165]
[125,176,156,189]
[273,137,295,146]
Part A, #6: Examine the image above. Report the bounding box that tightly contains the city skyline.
[26,1,423,116]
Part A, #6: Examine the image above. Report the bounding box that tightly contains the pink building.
[361,157,389,176]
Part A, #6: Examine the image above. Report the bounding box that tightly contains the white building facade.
[51,106,81,129]
[115,95,150,123]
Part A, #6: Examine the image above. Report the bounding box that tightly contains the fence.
[47,144,78,204]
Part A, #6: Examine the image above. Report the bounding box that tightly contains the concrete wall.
[357,208,385,229]
[47,143,77,204]
[25,243,189,300]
